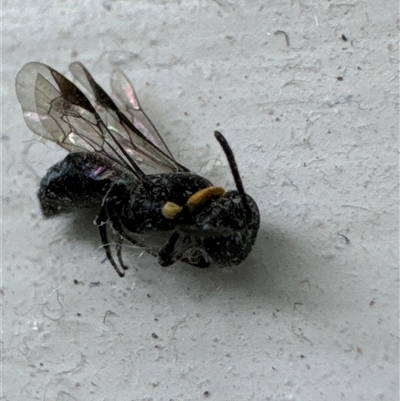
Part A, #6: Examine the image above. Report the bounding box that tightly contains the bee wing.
[109,68,178,162]
[16,62,146,178]
[69,62,189,173]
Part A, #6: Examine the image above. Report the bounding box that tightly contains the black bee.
[15,62,259,277]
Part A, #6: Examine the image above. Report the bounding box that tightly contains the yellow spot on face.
[162,202,183,219]
[187,186,225,211]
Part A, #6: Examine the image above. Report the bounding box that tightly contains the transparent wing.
[110,68,176,161]
[69,62,188,173]
[16,62,147,178]
[15,62,188,180]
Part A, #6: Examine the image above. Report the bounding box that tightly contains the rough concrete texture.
[2,1,399,400]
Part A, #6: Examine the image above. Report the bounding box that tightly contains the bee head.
[193,131,260,265]
[161,131,259,266]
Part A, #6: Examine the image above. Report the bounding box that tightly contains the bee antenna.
[214,131,250,213]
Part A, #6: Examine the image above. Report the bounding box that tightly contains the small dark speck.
[274,30,290,47]
[77,313,82,317]
[40,362,44,366]
[337,76,343,81]
[294,302,303,310]
[151,333,159,339]
[300,354,306,359]
[216,122,220,127]
[1,134,10,141]
[369,300,375,306]
[219,96,222,100]
[276,117,281,121]
[103,310,116,324]
[147,293,151,298]
[338,232,350,244]
[341,34,348,41]
[154,318,159,321]
[102,1,112,11]
[204,391,210,397]
[89,281,101,287]
[73,279,79,285]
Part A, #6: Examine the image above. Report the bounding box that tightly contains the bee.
[15,62,260,277]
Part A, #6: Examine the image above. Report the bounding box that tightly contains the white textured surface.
[3,1,399,400]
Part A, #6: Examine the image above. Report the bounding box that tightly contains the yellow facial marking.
[162,202,183,219]
[187,186,225,211]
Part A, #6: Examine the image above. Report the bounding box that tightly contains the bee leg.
[102,212,136,271]
[116,237,129,271]
[96,207,125,277]
[180,248,211,268]
[97,224,125,277]
[158,232,180,267]
[105,232,131,273]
